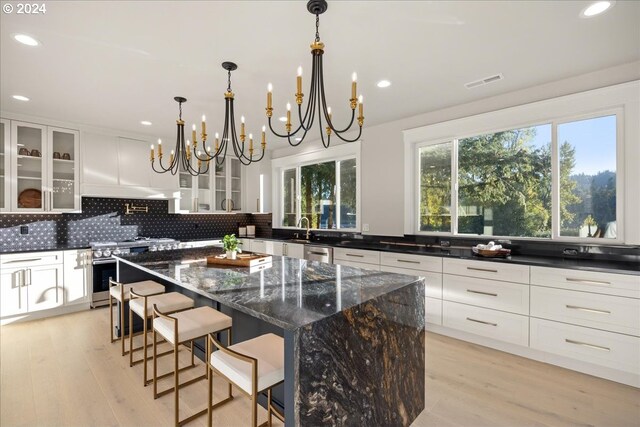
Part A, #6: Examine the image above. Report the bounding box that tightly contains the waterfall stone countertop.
[115,248,423,331]
[116,247,426,426]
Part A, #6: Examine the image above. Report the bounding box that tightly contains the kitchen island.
[116,248,426,427]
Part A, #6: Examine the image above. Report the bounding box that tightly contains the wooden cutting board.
[207,253,272,267]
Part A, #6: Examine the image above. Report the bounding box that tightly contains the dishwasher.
[304,244,333,264]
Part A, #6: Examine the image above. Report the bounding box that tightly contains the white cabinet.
[443,274,530,315]
[443,258,529,284]
[380,252,443,325]
[0,251,64,320]
[214,158,243,212]
[334,247,381,269]
[530,266,640,299]
[283,242,304,259]
[63,249,91,305]
[0,119,10,211]
[82,133,176,199]
[238,239,252,252]
[250,239,267,254]
[1,119,80,212]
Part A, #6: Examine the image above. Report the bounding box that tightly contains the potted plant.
[222,234,241,260]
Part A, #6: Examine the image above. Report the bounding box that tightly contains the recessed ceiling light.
[12,95,30,101]
[278,116,287,122]
[140,121,152,126]
[13,34,40,47]
[377,80,391,88]
[581,1,614,18]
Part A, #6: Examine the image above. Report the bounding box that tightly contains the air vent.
[464,73,504,89]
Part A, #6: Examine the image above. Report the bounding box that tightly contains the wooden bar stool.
[207,333,285,427]
[153,305,233,427]
[108,278,165,356]
[129,289,194,385]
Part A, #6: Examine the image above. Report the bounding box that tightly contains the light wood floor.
[1,309,638,427]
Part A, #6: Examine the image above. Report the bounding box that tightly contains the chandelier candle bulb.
[170,150,174,164]
[158,139,162,156]
[267,83,273,109]
[352,72,357,100]
[241,116,246,138]
[262,126,266,145]
[215,132,220,151]
[150,144,154,161]
[328,106,332,120]
[286,103,291,124]
[192,124,197,143]
[201,115,206,135]
[297,66,303,94]
[249,134,254,152]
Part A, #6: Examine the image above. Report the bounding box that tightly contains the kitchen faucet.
[298,217,311,240]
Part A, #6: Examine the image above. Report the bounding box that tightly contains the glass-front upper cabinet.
[7,121,79,212]
[0,119,9,212]
[214,157,242,212]
[49,127,79,211]
[178,159,214,213]
[12,121,46,212]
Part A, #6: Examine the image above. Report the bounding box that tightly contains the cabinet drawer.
[380,252,442,273]
[531,286,640,336]
[379,265,442,298]
[426,297,442,325]
[530,318,640,374]
[443,275,529,315]
[442,301,529,346]
[334,259,380,271]
[334,248,380,265]
[530,266,639,299]
[443,258,529,284]
[1,251,63,267]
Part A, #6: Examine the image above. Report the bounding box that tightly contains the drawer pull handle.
[565,339,610,352]
[397,259,420,264]
[309,251,327,255]
[566,278,611,286]
[466,317,497,326]
[466,267,498,273]
[467,289,498,297]
[565,305,611,315]
[346,254,364,258]
[4,258,42,264]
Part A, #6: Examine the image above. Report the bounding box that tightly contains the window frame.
[272,142,361,232]
[405,96,625,243]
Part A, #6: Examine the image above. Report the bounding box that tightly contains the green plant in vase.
[222,234,242,260]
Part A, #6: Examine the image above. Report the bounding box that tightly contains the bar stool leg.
[174,322,179,427]
[109,291,115,343]
[267,388,273,427]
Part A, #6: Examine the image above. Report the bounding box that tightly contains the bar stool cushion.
[130,292,194,318]
[154,306,232,345]
[210,333,284,395]
[110,280,165,302]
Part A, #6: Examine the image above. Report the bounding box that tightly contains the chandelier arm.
[316,87,331,149]
[295,52,319,132]
[267,117,294,139]
[318,55,356,134]
[328,122,363,143]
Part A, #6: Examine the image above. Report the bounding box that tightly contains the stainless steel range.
[90,237,179,308]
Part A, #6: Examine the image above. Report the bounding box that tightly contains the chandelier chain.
[227,70,232,92]
[315,13,320,42]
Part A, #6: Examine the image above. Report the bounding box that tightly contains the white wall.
[271,61,640,238]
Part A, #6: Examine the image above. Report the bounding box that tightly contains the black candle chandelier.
[151,62,267,176]
[265,0,364,148]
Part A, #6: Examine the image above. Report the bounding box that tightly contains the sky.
[529,114,616,176]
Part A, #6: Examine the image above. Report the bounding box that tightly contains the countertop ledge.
[0,244,91,254]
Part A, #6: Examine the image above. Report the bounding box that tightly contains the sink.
[285,239,312,244]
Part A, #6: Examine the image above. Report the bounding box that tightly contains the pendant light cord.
[315,13,320,42]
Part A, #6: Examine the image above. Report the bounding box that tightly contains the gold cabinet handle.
[467,266,498,273]
[565,339,610,352]
[566,277,611,286]
[466,317,497,326]
[467,289,498,297]
[565,305,611,315]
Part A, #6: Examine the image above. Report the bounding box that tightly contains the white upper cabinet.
[214,157,243,212]
[0,119,9,211]
[82,132,119,186]
[2,120,80,212]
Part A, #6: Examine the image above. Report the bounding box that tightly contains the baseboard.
[1,302,91,326]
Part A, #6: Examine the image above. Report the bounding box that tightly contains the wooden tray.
[472,247,511,258]
[18,188,42,208]
[207,253,272,267]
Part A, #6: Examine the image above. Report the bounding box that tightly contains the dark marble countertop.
[0,244,91,254]
[116,249,424,331]
[241,237,639,275]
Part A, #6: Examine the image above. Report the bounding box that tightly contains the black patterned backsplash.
[0,197,272,250]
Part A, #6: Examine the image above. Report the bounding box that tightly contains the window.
[414,114,618,240]
[273,143,360,231]
[458,124,552,238]
[558,115,617,238]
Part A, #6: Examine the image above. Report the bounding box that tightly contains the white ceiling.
[1,1,639,146]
